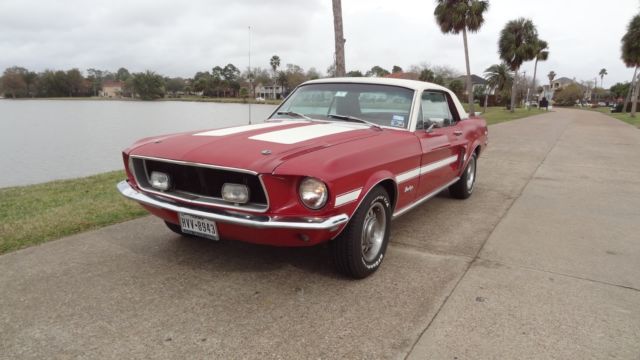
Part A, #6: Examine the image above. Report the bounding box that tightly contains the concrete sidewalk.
[0,109,638,359]
[407,109,640,359]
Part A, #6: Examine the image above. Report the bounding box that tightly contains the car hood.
[128,120,379,174]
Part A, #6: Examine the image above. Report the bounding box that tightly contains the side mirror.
[425,117,445,132]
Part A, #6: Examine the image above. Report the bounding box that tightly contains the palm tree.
[332,0,346,77]
[269,55,281,100]
[598,68,608,88]
[483,63,513,112]
[528,39,549,108]
[622,14,640,117]
[498,18,539,112]
[434,0,490,116]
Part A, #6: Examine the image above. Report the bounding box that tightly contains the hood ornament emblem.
[261,149,272,155]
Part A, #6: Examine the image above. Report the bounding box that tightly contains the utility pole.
[248,26,252,124]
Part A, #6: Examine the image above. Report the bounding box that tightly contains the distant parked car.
[117,78,488,278]
[255,96,265,103]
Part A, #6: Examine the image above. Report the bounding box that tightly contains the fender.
[459,140,484,176]
[331,169,397,239]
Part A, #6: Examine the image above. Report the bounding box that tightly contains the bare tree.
[332,0,346,77]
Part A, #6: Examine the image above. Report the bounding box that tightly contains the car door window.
[418,91,454,130]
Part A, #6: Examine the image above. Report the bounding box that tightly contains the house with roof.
[100,80,124,97]
[456,74,489,95]
[551,77,574,90]
[383,72,419,81]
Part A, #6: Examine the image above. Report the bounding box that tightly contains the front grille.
[131,156,268,212]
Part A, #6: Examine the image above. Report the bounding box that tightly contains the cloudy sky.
[1,0,638,86]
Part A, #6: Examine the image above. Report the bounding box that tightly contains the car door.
[414,90,465,197]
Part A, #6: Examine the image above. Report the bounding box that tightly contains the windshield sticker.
[334,91,348,97]
[391,115,405,127]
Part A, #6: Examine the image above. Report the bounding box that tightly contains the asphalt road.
[1,108,639,359]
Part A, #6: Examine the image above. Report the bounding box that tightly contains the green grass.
[587,107,640,128]
[464,105,547,125]
[0,171,147,255]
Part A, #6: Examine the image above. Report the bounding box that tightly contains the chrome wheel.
[466,156,476,191]
[361,202,387,262]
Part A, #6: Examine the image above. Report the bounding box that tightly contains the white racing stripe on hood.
[193,121,302,137]
[249,123,363,144]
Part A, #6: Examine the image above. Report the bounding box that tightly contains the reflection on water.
[0,100,276,187]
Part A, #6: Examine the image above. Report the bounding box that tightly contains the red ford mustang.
[118,78,488,278]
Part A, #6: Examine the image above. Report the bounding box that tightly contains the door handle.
[454,130,463,136]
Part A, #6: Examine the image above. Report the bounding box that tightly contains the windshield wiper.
[327,114,382,130]
[276,111,312,120]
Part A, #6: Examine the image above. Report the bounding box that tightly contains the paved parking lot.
[1,108,639,359]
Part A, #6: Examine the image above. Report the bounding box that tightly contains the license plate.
[179,213,219,240]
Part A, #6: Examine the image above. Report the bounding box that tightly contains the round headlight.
[299,177,328,210]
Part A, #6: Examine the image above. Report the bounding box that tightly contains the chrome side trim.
[130,155,258,175]
[392,177,460,219]
[117,181,348,230]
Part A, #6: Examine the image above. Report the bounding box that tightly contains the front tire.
[449,152,477,199]
[330,186,391,279]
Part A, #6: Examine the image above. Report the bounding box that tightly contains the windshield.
[270,83,415,129]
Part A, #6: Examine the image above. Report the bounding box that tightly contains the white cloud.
[0,0,637,85]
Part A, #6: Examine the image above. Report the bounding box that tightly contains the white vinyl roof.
[305,77,450,92]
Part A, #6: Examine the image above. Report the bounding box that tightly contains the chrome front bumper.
[117,181,349,230]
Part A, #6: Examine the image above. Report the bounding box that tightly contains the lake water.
[0,100,277,188]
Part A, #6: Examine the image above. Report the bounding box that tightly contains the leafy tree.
[222,63,241,96]
[498,18,539,112]
[484,63,513,110]
[306,67,321,80]
[610,82,630,99]
[277,71,288,94]
[239,87,249,102]
[284,64,306,89]
[132,71,165,100]
[86,68,104,96]
[434,0,489,115]
[346,70,363,77]
[332,0,346,76]
[1,66,28,98]
[553,83,583,106]
[447,79,465,99]
[166,77,185,96]
[36,70,72,97]
[621,14,640,116]
[365,65,390,77]
[66,68,86,97]
[23,71,38,97]
[529,39,549,106]
[392,65,403,73]
[419,68,435,82]
[116,67,131,81]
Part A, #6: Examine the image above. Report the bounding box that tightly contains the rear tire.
[330,186,391,279]
[449,153,477,199]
